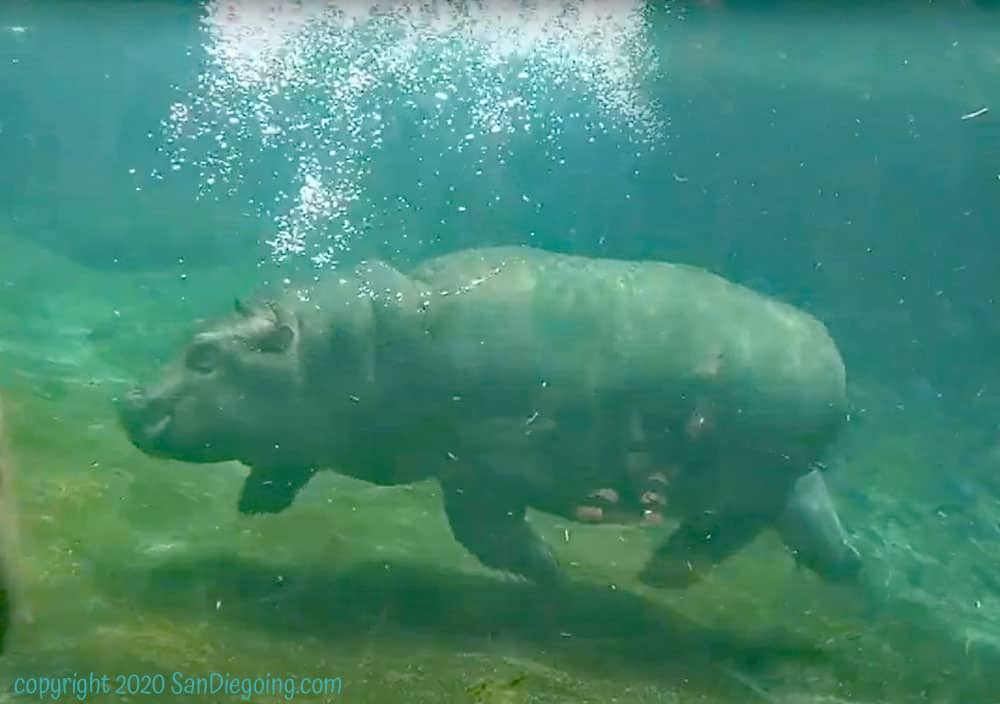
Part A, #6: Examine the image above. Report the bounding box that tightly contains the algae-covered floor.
[0,232,998,703]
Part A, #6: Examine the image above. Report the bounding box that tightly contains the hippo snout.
[115,387,153,420]
[118,387,146,408]
[119,386,174,415]
[116,385,176,448]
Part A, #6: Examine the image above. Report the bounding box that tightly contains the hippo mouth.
[140,412,173,443]
[117,388,176,454]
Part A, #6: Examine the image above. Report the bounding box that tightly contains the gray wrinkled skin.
[119,246,862,589]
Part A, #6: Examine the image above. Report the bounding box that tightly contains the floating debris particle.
[960,106,989,120]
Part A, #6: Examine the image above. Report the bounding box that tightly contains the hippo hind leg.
[639,512,769,589]
[776,467,862,583]
[440,480,561,585]
[639,468,862,589]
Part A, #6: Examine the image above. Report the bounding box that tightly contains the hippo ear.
[234,298,252,316]
[255,323,295,354]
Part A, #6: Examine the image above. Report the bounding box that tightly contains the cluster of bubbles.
[162,0,665,267]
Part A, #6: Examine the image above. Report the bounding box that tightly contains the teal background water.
[0,1,998,702]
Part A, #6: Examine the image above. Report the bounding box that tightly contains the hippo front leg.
[776,468,862,583]
[238,465,318,515]
[440,480,561,585]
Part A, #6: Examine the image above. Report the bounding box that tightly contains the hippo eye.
[185,342,220,374]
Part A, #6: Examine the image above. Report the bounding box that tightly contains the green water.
[1,1,999,702]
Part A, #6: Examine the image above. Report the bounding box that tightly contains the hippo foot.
[238,465,318,515]
[500,541,564,588]
[638,556,708,589]
[640,513,767,590]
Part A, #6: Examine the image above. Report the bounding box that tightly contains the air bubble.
[164,0,662,266]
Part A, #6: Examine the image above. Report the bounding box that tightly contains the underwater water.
[1,0,999,702]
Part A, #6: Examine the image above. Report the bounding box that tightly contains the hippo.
[118,245,862,589]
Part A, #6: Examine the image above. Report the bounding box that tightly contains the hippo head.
[117,297,339,468]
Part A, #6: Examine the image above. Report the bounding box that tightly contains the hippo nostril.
[117,388,167,419]
[115,389,137,409]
